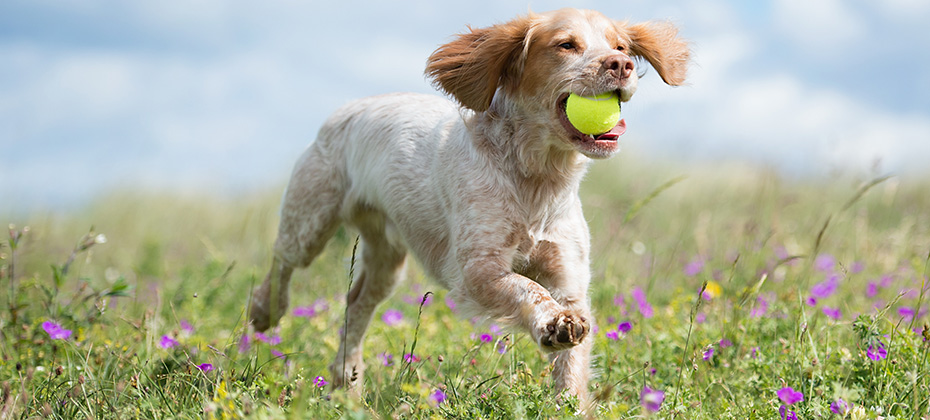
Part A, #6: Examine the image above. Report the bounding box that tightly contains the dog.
[249,7,689,402]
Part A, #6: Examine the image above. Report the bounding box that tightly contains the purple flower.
[430,388,447,405]
[640,386,665,412]
[197,363,214,372]
[271,349,285,359]
[719,338,733,348]
[702,346,715,361]
[238,333,251,353]
[880,275,894,287]
[830,399,849,415]
[42,321,72,340]
[897,307,915,321]
[605,330,619,340]
[750,347,759,358]
[775,245,790,260]
[378,352,394,366]
[850,261,865,273]
[777,387,804,405]
[806,296,818,307]
[496,340,507,354]
[254,332,281,346]
[810,274,839,299]
[489,324,501,335]
[314,375,328,387]
[382,309,403,327]
[779,405,798,420]
[613,294,628,316]
[750,296,769,318]
[403,353,420,363]
[822,307,842,320]
[631,287,654,318]
[684,258,704,276]
[444,295,457,311]
[814,253,835,272]
[695,312,706,324]
[159,335,180,349]
[866,282,878,298]
[293,306,317,317]
[618,321,632,333]
[180,320,195,334]
[867,342,887,361]
[479,333,493,343]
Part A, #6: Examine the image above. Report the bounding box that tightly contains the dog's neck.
[468,94,591,211]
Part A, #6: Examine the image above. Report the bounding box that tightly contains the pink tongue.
[595,119,627,141]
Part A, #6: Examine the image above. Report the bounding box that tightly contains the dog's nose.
[604,55,634,79]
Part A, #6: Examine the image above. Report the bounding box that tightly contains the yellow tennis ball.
[565,92,621,135]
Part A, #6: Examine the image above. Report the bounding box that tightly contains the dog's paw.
[330,354,365,390]
[538,312,590,351]
[248,302,272,332]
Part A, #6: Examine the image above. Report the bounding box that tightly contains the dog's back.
[290,93,465,280]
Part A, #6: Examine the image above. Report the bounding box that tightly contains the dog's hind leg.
[250,145,344,332]
[330,214,407,389]
[250,258,295,332]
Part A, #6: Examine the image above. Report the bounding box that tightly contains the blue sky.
[2,0,929,211]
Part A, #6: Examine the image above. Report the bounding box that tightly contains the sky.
[2,0,929,212]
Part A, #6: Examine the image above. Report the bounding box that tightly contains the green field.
[2,157,928,419]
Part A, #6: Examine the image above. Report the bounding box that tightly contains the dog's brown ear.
[626,21,690,86]
[426,16,533,112]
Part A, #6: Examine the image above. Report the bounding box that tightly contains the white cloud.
[871,0,930,19]
[773,0,865,54]
[635,67,930,176]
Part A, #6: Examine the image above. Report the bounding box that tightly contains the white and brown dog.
[250,8,689,402]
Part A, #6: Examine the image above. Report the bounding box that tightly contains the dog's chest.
[508,226,545,275]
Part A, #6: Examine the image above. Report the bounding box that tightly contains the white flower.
[850,406,867,420]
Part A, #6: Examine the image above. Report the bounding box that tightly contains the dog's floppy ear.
[625,21,690,86]
[426,15,534,112]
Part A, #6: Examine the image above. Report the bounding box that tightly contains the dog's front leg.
[522,239,595,404]
[460,256,591,353]
[547,301,594,404]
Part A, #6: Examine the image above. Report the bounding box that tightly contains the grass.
[1,157,929,419]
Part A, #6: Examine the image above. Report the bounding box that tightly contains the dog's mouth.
[556,93,626,158]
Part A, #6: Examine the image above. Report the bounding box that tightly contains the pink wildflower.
[42,321,72,340]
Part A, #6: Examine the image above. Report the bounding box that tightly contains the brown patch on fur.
[521,240,564,282]
[426,15,535,111]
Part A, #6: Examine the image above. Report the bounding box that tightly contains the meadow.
[1,156,928,419]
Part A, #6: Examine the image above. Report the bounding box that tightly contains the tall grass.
[2,157,928,419]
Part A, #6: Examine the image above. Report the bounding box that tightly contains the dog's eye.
[616,45,626,51]
[558,42,575,50]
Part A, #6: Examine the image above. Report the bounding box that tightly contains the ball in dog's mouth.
[557,93,627,155]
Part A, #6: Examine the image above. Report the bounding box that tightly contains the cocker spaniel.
[250,7,689,403]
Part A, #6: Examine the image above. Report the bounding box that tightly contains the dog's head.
[426,8,690,159]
